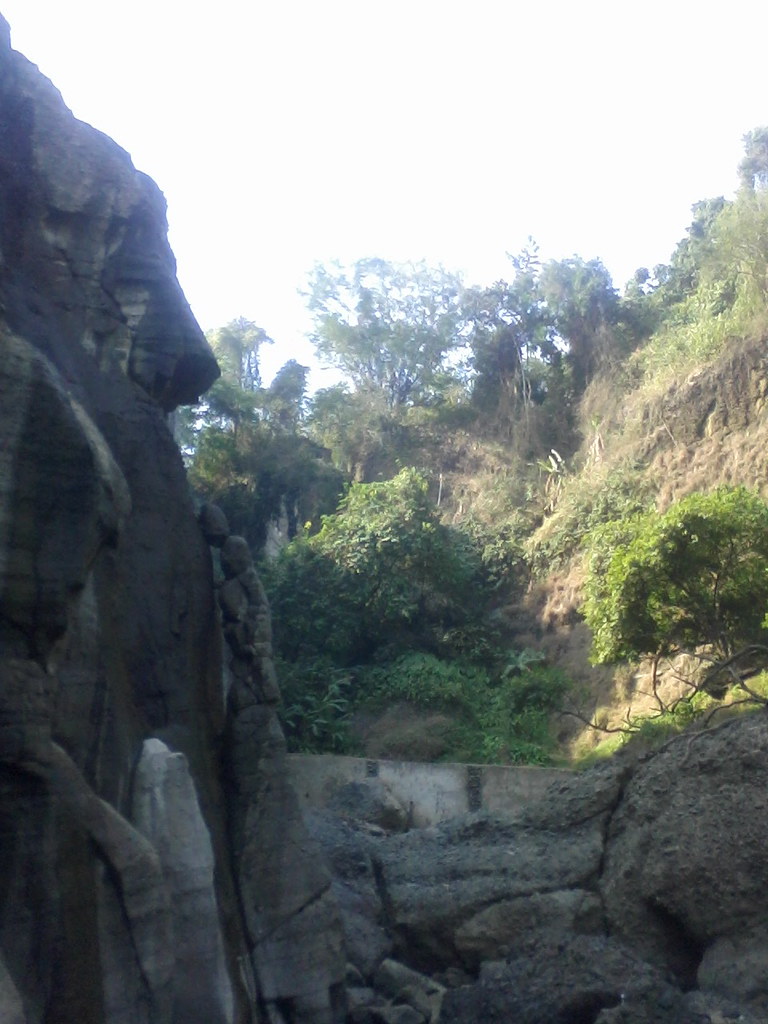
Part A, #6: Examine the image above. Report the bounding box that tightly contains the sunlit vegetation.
[182,128,768,764]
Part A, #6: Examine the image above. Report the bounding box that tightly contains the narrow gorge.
[3,16,768,1024]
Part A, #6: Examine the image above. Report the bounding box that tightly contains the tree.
[310,467,480,638]
[184,320,343,552]
[658,197,729,304]
[539,257,620,392]
[306,258,466,409]
[464,243,559,429]
[738,126,768,191]
[207,317,272,392]
[306,383,389,476]
[261,359,309,431]
[583,487,768,667]
[265,467,488,664]
[201,318,272,439]
[710,188,768,305]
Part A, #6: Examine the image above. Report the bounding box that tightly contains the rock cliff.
[0,17,344,1024]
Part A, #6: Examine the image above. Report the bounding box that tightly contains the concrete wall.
[287,754,571,828]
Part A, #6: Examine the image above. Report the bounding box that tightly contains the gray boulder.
[306,810,393,979]
[601,713,768,993]
[328,779,410,832]
[440,934,686,1024]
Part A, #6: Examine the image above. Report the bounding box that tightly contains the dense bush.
[264,468,495,664]
[263,467,570,763]
[583,486,768,664]
[352,651,569,765]
[277,657,354,754]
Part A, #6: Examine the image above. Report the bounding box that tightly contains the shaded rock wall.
[0,19,343,1024]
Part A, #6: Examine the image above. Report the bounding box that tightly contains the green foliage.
[458,513,529,595]
[464,243,559,427]
[278,658,355,754]
[264,468,490,663]
[262,464,568,765]
[312,468,483,631]
[359,652,490,709]
[477,662,569,764]
[631,290,743,385]
[651,198,728,307]
[584,486,768,664]
[262,540,364,663]
[307,258,466,409]
[738,126,768,191]
[528,464,654,573]
[207,317,272,391]
[190,423,344,553]
[710,188,768,307]
[629,174,768,388]
[259,359,309,431]
[183,316,344,550]
[354,651,569,765]
[539,256,621,392]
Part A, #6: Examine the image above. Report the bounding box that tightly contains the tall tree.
[464,243,557,428]
[207,317,272,392]
[261,359,309,431]
[203,318,273,439]
[738,126,768,191]
[539,257,619,392]
[306,258,465,409]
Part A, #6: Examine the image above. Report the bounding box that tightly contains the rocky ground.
[307,710,768,1023]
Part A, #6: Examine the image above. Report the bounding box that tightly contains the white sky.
[4,1,768,387]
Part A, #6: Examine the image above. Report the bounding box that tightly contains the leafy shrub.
[354,651,570,765]
[458,513,529,595]
[277,657,356,754]
[477,664,570,764]
[262,541,367,663]
[264,468,495,664]
[583,486,768,664]
[357,652,490,711]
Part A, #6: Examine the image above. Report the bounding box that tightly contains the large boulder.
[306,810,394,979]
[600,712,768,1003]
[440,934,686,1024]
[373,800,610,971]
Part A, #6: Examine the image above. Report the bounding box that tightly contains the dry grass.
[516,331,768,758]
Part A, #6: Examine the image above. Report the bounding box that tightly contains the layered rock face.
[0,18,343,1023]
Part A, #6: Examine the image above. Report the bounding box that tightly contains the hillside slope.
[515,329,768,753]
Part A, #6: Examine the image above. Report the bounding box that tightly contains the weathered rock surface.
[132,738,233,1023]
[328,779,410,833]
[441,934,685,1024]
[0,19,343,1024]
[308,715,768,1022]
[305,810,394,980]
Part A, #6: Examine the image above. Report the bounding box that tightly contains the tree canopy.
[583,487,768,665]
[306,258,466,408]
